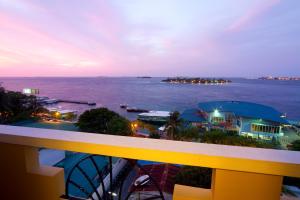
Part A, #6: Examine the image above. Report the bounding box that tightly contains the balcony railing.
[0,124,300,200]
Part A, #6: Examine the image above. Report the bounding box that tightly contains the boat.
[120,104,128,109]
[126,107,149,113]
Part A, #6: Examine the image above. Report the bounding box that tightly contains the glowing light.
[213,109,220,117]
[54,112,60,118]
[131,123,138,128]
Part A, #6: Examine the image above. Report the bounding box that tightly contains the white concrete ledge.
[0,125,300,177]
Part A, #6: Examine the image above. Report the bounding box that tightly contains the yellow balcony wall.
[0,125,300,200]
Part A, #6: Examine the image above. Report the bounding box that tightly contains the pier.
[57,99,96,106]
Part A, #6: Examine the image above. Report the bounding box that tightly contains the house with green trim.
[181,101,289,140]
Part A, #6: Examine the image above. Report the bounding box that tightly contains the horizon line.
[0,75,296,79]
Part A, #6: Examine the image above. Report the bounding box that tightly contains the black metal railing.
[62,154,165,200]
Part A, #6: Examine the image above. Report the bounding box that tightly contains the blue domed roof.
[180,108,206,123]
[198,101,288,124]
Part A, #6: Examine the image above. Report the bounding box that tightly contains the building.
[22,88,39,95]
[138,111,171,123]
[180,108,207,128]
[47,108,77,121]
[181,101,289,140]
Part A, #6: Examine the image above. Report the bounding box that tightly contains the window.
[212,117,224,124]
[251,123,280,134]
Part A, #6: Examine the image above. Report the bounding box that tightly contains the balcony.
[0,124,300,200]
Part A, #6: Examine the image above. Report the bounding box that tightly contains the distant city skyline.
[0,0,300,77]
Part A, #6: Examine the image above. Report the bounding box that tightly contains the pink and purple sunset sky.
[0,0,299,77]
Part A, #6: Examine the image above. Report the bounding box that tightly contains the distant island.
[259,76,300,81]
[162,77,232,85]
[137,76,152,79]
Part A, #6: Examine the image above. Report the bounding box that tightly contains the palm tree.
[166,111,181,140]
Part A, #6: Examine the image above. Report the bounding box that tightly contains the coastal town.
[1,1,300,199]
[1,83,300,199]
[259,76,300,81]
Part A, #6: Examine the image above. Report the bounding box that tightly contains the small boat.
[120,104,128,109]
[126,107,149,113]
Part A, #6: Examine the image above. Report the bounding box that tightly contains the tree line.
[0,87,45,124]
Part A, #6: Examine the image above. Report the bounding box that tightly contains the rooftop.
[47,108,77,114]
[180,108,206,123]
[198,101,288,124]
[138,111,171,117]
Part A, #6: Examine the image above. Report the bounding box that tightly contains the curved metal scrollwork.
[63,154,165,200]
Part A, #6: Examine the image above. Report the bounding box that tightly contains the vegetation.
[200,130,279,149]
[284,139,300,192]
[175,130,280,189]
[289,140,300,151]
[165,111,182,140]
[149,132,161,139]
[0,87,44,124]
[176,166,212,188]
[162,77,232,84]
[76,107,132,136]
[175,126,200,141]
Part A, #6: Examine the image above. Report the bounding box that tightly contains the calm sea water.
[1,77,300,120]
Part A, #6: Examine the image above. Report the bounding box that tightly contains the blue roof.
[180,108,206,123]
[198,101,288,124]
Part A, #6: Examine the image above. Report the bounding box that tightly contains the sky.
[0,0,299,77]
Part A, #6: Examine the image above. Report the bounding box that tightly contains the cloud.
[226,0,281,33]
[0,0,299,77]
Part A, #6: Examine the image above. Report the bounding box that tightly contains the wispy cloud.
[0,0,299,77]
[226,0,281,33]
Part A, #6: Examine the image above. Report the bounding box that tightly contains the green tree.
[176,126,200,141]
[289,140,300,151]
[200,130,278,149]
[76,107,132,136]
[0,87,43,124]
[107,116,132,136]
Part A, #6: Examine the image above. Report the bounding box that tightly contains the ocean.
[1,77,300,120]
